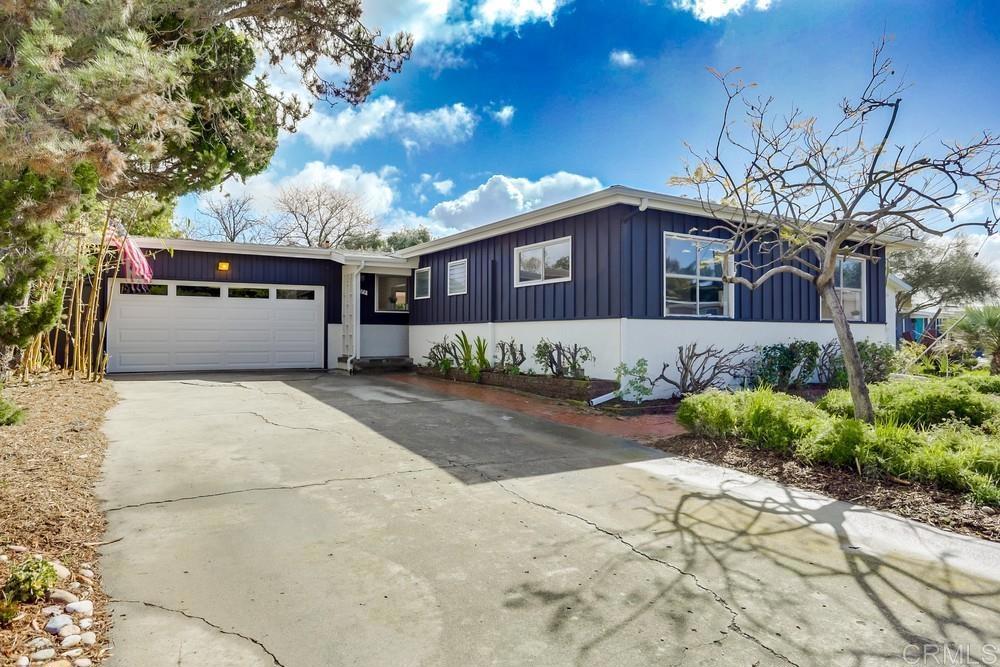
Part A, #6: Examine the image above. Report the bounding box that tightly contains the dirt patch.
[1,374,117,663]
[596,397,681,416]
[651,434,999,543]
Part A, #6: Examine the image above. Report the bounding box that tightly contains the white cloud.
[490,104,516,125]
[214,161,398,218]
[609,49,639,68]
[425,171,603,234]
[432,179,455,195]
[362,0,571,58]
[672,0,774,21]
[297,97,477,153]
[976,234,1000,276]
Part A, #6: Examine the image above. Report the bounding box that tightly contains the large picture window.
[663,232,731,317]
[514,236,572,287]
[375,275,409,313]
[447,259,468,296]
[820,257,865,321]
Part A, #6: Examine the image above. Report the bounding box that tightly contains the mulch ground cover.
[650,433,999,543]
[1,374,117,665]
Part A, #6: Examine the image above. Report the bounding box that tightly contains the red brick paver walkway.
[386,373,686,442]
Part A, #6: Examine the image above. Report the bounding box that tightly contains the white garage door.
[107,280,325,372]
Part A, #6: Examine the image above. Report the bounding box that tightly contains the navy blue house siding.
[143,249,343,325]
[359,272,410,325]
[409,205,888,326]
[409,205,628,325]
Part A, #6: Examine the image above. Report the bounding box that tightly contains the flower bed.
[415,366,617,401]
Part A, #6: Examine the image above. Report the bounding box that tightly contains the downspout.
[347,260,365,371]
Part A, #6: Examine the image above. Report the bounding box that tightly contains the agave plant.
[953,305,1000,375]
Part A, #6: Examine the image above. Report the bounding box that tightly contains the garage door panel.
[175,329,224,343]
[117,329,170,344]
[224,328,272,343]
[108,280,324,372]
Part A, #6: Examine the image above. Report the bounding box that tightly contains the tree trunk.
[991,349,1000,376]
[818,280,876,422]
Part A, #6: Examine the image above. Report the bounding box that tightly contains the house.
[108,186,911,390]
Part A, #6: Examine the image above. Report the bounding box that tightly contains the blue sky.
[183,0,1000,265]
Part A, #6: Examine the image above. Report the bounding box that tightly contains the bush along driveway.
[94,372,1000,667]
[675,376,1000,540]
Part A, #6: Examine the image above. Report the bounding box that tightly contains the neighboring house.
[109,186,914,391]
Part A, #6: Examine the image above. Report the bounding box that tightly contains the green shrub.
[877,381,998,428]
[0,597,19,627]
[0,391,23,426]
[741,387,827,450]
[816,388,854,417]
[676,389,744,437]
[751,340,820,390]
[796,418,869,466]
[965,473,1000,506]
[3,559,57,602]
[860,418,923,476]
[954,374,1000,395]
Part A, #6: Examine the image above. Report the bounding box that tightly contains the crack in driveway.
[115,599,285,666]
[476,468,801,667]
[104,455,582,513]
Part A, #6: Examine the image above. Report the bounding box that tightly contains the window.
[514,236,572,287]
[820,257,865,321]
[120,283,167,295]
[228,287,269,299]
[375,275,409,312]
[414,267,431,300]
[177,285,220,297]
[663,233,731,317]
[276,289,315,300]
[447,259,468,296]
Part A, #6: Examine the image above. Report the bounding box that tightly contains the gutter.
[346,260,366,371]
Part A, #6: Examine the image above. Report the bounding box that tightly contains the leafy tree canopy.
[893,237,999,315]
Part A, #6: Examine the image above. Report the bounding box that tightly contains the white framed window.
[663,232,732,318]
[514,236,572,287]
[414,267,431,300]
[820,257,865,321]
[375,275,409,313]
[447,259,468,296]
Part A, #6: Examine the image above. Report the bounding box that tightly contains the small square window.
[414,267,431,300]
[447,260,467,296]
[177,285,221,297]
[375,275,409,312]
[228,287,269,299]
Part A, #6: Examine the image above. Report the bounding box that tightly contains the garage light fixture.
[217,260,231,271]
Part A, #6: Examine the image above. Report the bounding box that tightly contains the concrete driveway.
[99,372,1000,666]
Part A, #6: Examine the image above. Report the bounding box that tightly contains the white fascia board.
[132,237,420,268]
[134,237,336,261]
[396,185,922,258]
[887,273,912,292]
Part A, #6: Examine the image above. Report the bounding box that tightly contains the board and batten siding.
[359,272,410,325]
[141,249,343,324]
[408,205,888,326]
[625,209,886,323]
[408,205,629,325]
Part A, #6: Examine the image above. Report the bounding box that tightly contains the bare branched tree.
[270,184,378,248]
[672,37,1000,421]
[196,192,265,243]
[652,344,754,397]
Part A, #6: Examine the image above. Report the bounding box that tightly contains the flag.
[106,224,153,284]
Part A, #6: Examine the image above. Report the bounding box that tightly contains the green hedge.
[677,386,1000,506]
[817,379,1000,428]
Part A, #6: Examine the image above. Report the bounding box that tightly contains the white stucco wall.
[326,323,343,368]
[360,324,409,357]
[622,319,889,398]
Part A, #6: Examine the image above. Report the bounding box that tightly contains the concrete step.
[351,356,414,373]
